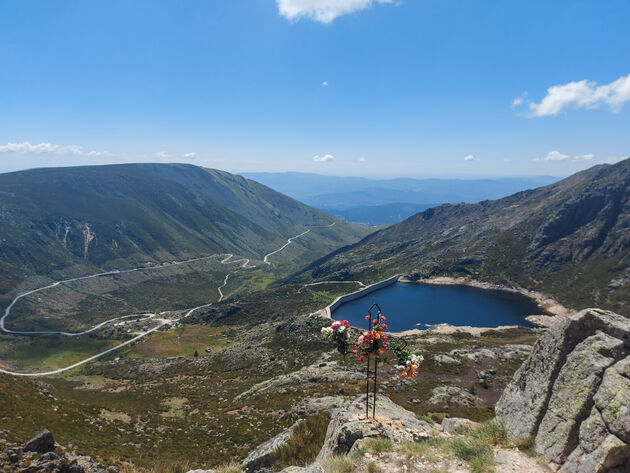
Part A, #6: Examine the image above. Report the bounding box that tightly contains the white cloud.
[0,141,113,157]
[156,151,170,159]
[533,150,569,162]
[322,81,329,87]
[574,153,595,161]
[358,156,366,162]
[463,154,475,161]
[313,154,335,162]
[183,152,197,159]
[276,0,393,24]
[519,73,630,117]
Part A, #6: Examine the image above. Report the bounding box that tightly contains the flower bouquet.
[321,320,351,358]
[354,314,389,362]
[392,342,423,378]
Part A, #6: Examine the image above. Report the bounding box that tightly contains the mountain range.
[242,172,560,224]
[0,163,370,301]
[294,158,630,315]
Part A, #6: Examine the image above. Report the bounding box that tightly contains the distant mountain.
[242,172,560,224]
[294,159,630,315]
[320,203,437,225]
[0,163,370,298]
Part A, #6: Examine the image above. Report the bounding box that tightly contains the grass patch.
[127,324,233,358]
[321,455,354,473]
[362,437,393,454]
[397,439,445,462]
[273,413,330,470]
[448,437,494,473]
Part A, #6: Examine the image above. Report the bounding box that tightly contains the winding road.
[0,225,326,377]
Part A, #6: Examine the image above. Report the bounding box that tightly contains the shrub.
[273,413,330,470]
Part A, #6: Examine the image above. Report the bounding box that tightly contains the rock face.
[316,395,439,461]
[496,308,630,472]
[23,429,55,453]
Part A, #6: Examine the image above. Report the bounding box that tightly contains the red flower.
[383,336,388,341]
[365,315,370,321]
[373,319,378,324]
[359,356,364,362]
[381,324,388,330]
[351,349,357,355]
[374,355,380,361]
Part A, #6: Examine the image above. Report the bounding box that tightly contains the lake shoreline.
[321,274,573,335]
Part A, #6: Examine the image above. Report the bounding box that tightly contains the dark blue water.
[331,282,540,330]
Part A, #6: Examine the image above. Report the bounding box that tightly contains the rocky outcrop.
[496,308,630,472]
[316,395,439,461]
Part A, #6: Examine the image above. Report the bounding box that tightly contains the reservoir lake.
[331,282,541,331]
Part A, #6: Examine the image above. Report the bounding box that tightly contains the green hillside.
[0,163,371,330]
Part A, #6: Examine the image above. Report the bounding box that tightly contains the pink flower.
[373,319,378,324]
[365,315,370,321]
[359,356,364,362]
[383,336,388,341]
[352,349,357,355]
[382,344,388,349]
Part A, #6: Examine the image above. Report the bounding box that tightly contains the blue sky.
[0,0,628,177]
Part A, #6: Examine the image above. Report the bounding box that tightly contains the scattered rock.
[433,354,461,365]
[441,417,479,434]
[429,385,482,408]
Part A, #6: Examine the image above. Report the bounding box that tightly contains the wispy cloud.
[515,73,630,117]
[0,141,113,157]
[533,150,569,162]
[358,156,366,162]
[313,154,335,162]
[322,81,329,87]
[183,152,197,159]
[533,151,599,162]
[276,0,393,24]
[511,92,527,108]
[463,154,476,161]
[156,151,170,159]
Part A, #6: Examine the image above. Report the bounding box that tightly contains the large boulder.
[23,429,55,454]
[496,308,630,472]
